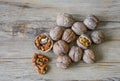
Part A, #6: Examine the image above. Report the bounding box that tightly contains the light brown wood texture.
[0,0,120,81]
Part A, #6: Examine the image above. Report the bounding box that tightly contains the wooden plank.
[0,44,120,80]
[0,21,120,40]
[0,0,120,22]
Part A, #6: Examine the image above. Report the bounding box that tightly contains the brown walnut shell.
[91,31,104,44]
[50,26,64,41]
[34,33,53,53]
[56,13,74,27]
[69,46,83,62]
[77,34,92,49]
[62,29,76,43]
[53,40,69,56]
[56,55,72,69]
[83,15,99,30]
[72,22,87,35]
[83,49,95,64]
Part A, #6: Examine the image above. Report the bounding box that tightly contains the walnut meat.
[34,33,53,53]
[50,26,64,41]
[83,15,99,30]
[69,46,83,62]
[77,34,92,49]
[72,22,87,35]
[56,13,74,27]
[32,53,49,74]
[62,29,76,43]
[56,55,71,69]
[53,40,69,56]
[91,31,104,44]
[83,49,95,64]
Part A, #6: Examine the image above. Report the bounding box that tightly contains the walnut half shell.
[77,34,92,49]
[34,33,53,53]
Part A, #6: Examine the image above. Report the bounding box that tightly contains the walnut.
[53,40,69,56]
[50,26,64,41]
[77,34,92,49]
[62,29,76,43]
[72,22,87,35]
[56,55,71,69]
[83,15,99,30]
[34,33,53,53]
[91,31,104,44]
[69,46,83,62]
[56,13,74,27]
[83,49,95,64]
[32,53,49,74]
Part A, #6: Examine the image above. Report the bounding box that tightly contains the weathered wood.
[0,0,120,22]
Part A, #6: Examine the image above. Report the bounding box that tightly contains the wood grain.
[0,0,120,81]
[0,0,120,22]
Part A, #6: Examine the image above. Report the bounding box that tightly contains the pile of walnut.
[33,13,104,74]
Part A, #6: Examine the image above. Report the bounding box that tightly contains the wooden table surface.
[0,0,120,81]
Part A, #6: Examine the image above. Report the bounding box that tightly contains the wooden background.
[0,0,120,81]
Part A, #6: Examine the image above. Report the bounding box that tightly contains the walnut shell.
[77,34,92,49]
[56,13,74,27]
[62,29,76,43]
[83,49,95,64]
[53,40,69,56]
[69,46,83,62]
[72,22,87,35]
[34,33,53,53]
[83,15,99,30]
[91,31,104,44]
[50,26,64,41]
[56,55,72,69]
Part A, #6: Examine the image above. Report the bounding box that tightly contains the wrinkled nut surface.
[83,15,99,30]
[34,33,53,53]
[72,22,87,35]
[91,31,104,44]
[83,49,95,64]
[53,40,69,56]
[32,53,49,74]
[69,46,83,62]
[62,29,76,43]
[56,13,74,27]
[56,55,71,69]
[77,34,91,49]
[50,26,64,41]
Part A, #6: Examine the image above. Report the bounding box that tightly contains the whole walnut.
[83,15,99,30]
[83,49,95,64]
[62,29,76,43]
[72,22,87,35]
[56,55,72,69]
[50,26,64,41]
[56,13,74,27]
[53,40,69,56]
[91,31,104,44]
[77,34,92,49]
[69,46,83,62]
